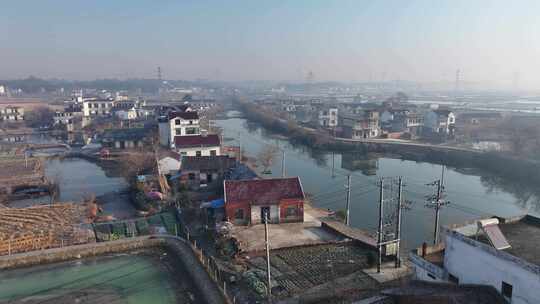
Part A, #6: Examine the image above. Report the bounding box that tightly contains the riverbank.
[237,101,540,186]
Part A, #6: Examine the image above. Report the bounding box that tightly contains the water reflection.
[341,152,379,176]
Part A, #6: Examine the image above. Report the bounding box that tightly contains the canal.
[10,156,135,219]
[215,111,539,249]
[0,251,197,304]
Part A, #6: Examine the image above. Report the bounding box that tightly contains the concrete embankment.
[0,236,226,304]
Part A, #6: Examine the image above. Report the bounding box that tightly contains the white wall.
[445,234,540,304]
[169,118,200,137]
[250,205,280,224]
[175,146,221,157]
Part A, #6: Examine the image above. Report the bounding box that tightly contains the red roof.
[168,111,199,120]
[224,177,305,205]
[174,134,220,148]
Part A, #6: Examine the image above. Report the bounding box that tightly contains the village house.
[317,107,338,128]
[158,110,200,148]
[114,107,138,120]
[392,110,424,137]
[157,151,181,176]
[179,155,237,190]
[423,109,456,135]
[0,106,24,121]
[82,98,115,117]
[224,177,305,225]
[101,128,152,150]
[410,215,540,304]
[173,134,221,156]
[340,110,380,139]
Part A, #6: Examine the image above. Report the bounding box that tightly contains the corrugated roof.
[174,134,220,148]
[224,177,305,205]
[181,156,236,171]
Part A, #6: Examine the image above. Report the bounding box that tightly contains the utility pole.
[264,211,272,300]
[395,177,403,268]
[426,166,448,244]
[345,175,351,225]
[281,150,285,177]
[433,179,442,244]
[377,178,384,273]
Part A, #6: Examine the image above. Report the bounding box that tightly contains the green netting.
[111,222,126,237]
[160,213,177,235]
[136,219,150,235]
[147,215,163,225]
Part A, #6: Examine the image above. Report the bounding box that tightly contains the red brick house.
[224,177,305,225]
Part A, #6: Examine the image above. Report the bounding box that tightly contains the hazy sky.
[2,0,539,88]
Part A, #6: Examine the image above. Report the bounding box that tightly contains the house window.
[189,120,193,125]
[175,119,181,125]
[235,209,244,220]
[188,173,196,180]
[196,151,202,157]
[210,150,217,156]
[501,281,513,301]
[285,206,298,217]
[175,129,182,135]
[207,173,213,183]
[186,127,198,134]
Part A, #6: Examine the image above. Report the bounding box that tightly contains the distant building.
[318,107,338,128]
[173,134,221,156]
[82,99,114,117]
[392,110,424,137]
[115,108,138,120]
[410,215,540,304]
[340,110,380,139]
[179,155,237,190]
[424,109,455,135]
[101,128,152,149]
[54,105,83,132]
[224,177,305,225]
[0,106,24,121]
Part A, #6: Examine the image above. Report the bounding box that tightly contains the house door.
[261,206,270,223]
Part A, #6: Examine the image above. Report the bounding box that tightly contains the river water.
[10,157,135,219]
[0,251,196,304]
[215,111,539,249]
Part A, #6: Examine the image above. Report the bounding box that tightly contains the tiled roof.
[224,177,305,205]
[174,134,220,148]
[181,156,236,171]
[168,111,199,120]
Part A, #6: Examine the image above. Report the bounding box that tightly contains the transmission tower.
[376,177,412,272]
[157,66,162,82]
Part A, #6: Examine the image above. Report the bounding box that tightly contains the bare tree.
[119,152,156,181]
[258,144,278,173]
[47,172,62,205]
